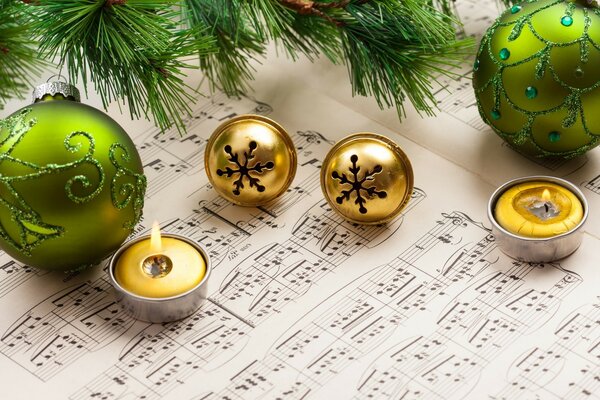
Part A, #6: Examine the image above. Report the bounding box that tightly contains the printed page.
[1,1,600,399]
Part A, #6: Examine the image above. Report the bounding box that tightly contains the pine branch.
[28,0,216,133]
[183,0,342,94]
[279,0,353,26]
[239,0,473,117]
[0,0,475,132]
[339,0,473,116]
[428,0,459,16]
[0,0,45,109]
[182,1,265,96]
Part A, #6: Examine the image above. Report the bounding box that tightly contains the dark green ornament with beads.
[473,0,600,158]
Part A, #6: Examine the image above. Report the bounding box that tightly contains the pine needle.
[29,0,216,133]
[182,1,265,96]
[0,0,45,109]
[339,0,473,116]
[236,0,474,117]
[0,0,476,131]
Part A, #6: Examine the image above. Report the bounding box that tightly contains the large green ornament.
[473,0,600,158]
[0,82,146,271]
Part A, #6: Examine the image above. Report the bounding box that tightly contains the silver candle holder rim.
[487,175,588,242]
[108,232,212,302]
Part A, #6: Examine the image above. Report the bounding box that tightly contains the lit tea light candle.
[488,176,588,262]
[109,222,211,323]
[494,182,584,238]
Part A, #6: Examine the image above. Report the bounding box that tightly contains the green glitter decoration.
[491,110,501,120]
[499,48,511,60]
[561,15,574,26]
[0,109,65,255]
[109,143,147,229]
[473,0,600,158]
[474,59,480,72]
[525,86,538,99]
[62,131,105,204]
[0,107,142,256]
[549,131,561,142]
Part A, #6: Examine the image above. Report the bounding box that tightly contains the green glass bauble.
[473,0,600,158]
[0,82,146,271]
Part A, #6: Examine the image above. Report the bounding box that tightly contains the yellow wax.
[115,237,206,298]
[494,182,583,238]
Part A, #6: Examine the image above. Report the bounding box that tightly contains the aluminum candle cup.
[488,176,588,262]
[108,233,211,323]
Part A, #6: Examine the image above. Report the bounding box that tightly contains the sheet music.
[2,0,600,398]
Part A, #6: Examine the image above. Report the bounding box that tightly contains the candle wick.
[527,199,560,221]
[143,254,173,278]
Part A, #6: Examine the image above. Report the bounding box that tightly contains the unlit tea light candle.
[488,176,588,262]
[494,181,584,238]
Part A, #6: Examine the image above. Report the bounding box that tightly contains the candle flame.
[150,221,162,253]
[542,188,552,202]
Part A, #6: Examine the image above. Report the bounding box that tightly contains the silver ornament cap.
[32,81,81,103]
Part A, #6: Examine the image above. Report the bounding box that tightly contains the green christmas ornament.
[0,82,146,271]
[473,0,600,158]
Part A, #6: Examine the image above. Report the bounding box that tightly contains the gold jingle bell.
[205,114,297,206]
[321,133,414,225]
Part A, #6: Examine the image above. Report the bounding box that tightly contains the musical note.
[585,174,600,195]
[0,277,135,381]
[0,253,47,298]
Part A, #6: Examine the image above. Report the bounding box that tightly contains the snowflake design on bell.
[216,141,275,195]
[332,154,387,214]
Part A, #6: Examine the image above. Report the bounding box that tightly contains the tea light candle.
[488,176,588,262]
[109,223,211,323]
[114,223,206,298]
[494,181,584,238]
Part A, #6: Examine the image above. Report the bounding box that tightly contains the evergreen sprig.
[339,0,471,115]
[0,0,473,131]
[184,0,473,118]
[182,1,265,96]
[29,0,216,132]
[0,0,45,109]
